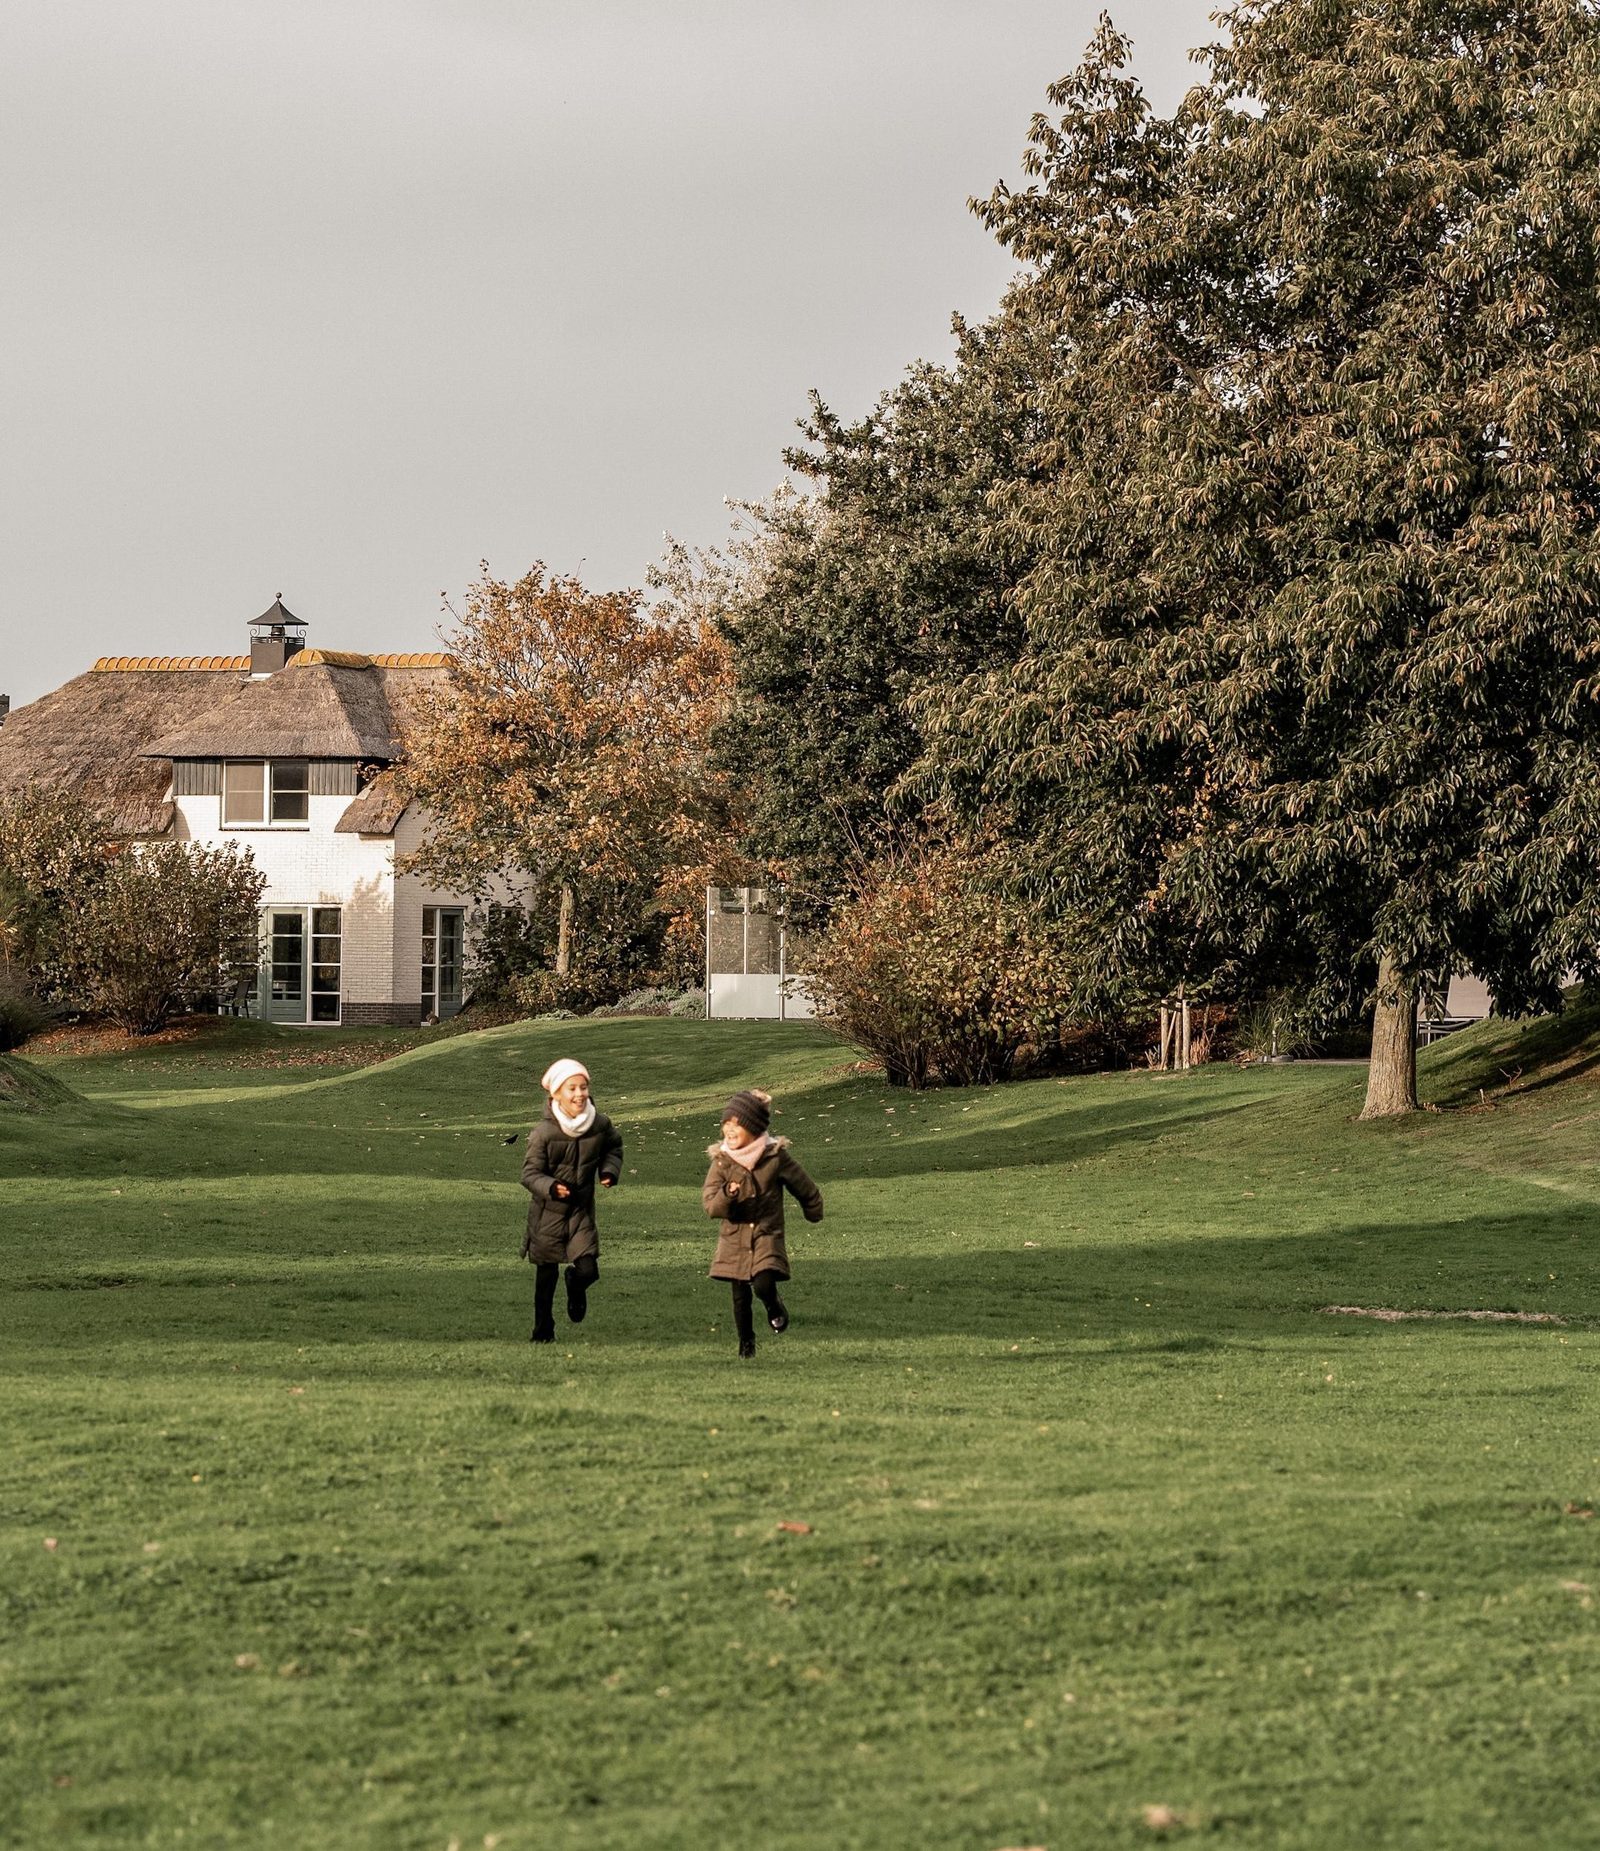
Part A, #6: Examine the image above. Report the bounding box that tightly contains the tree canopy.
[398,563,734,982]
[914,0,1600,1113]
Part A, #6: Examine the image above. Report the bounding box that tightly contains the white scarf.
[552,1100,596,1137]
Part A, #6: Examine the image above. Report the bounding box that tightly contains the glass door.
[265,906,342,1025]
[422,907,465,1018]
[267,910,306,1024]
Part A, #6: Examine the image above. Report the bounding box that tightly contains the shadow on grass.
[10,1212,1594,1370]
[0,1075,1294,1191]
[1422,983,1600,1107]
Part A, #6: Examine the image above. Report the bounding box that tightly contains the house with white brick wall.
[0,601,489,1026]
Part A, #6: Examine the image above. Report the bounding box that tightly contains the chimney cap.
[250,595,305,635]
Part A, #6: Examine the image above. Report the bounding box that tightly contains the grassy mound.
[1420,982,1600,1106]
[0,1051,79,1112]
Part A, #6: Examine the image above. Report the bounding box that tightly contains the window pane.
[271,761,309,822]
[312,907,341,937]
[223,762,265,824]
[310,993,340,1022]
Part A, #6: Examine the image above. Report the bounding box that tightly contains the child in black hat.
[702,1087,825,1359]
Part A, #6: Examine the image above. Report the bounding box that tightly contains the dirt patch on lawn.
[1320,1304,1567,1325]
[28,1019,215,1059]
[24,1016,430,1071]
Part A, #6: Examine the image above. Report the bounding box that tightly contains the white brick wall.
[389,804,486,1012]
[172,781,522,1019]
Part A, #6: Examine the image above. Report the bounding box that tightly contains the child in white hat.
[520,1058,623,1342]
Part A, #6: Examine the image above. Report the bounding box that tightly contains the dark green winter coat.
[702,1137,824,1282]
[521,1106,624,1265]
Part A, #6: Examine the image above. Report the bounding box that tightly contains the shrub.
[1234,993,1319,1063]
[0,984,50,1052]
[466,902,551,1007]
[510,969,597,1018]
[60,842,266,1036]
[804,844,1084,1087]
[593,984,701,1018]
[0,790,108,1001]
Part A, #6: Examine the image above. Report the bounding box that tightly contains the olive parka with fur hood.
[702,1136,824,1282]
[521,1105,624,1265]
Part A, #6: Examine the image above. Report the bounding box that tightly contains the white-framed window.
[222,760,310,826]
[422,907,466,1018]
[263,904,342,1025]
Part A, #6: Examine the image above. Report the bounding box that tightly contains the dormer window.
[222,760,311,825]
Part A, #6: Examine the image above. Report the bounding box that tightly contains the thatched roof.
[143,655,435,761]
[0,665,245,836]
[0,650,450,838]
[334,769,412,835]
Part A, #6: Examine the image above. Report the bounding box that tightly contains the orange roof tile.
[91,649,450,672]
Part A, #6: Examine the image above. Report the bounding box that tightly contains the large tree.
[707,315,1040,909]
[399,563,734,980]
[922,1,1600,1115]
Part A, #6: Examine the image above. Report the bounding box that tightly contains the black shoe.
[738,1337,756,1359]
[766,1295,789,1334]
[565,1266,588,1324]
[530,1320,555,1344]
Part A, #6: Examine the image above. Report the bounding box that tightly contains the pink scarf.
[720,1135,770,1173]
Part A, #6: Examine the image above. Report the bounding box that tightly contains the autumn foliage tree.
[398,563,736,990]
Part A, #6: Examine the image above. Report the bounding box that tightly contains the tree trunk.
[555,883,575,977]
[1361,952,1419,1119]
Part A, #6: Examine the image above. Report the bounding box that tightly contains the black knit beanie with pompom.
[723,1089,771,1137]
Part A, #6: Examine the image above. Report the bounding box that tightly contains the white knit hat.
[541,1058,589,1095]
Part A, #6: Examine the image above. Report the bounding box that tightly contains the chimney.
[248,596,307,676]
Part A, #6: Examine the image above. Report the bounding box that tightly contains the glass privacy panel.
[708,890,747,973]
[744,888,781,976]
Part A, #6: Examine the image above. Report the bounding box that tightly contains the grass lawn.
[2,1007,1598,1849]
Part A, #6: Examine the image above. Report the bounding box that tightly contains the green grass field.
[3,1007,1598,1849]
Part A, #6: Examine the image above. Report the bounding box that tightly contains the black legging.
[729,1271,785,1344]
[534,1254,598,1324]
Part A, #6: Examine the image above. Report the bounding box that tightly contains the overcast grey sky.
[4,0,1215,706]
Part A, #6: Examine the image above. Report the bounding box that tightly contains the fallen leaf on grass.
[288,1386,306,1396]
[52,1775,72,1788]
[1142,1804,1190,1830]
[43,1537,58,1552]
[776,1520,813,1535]
[1560,1580,1592,1594]
[1563,1503,1595,1520]
[233,1654,261,1670]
